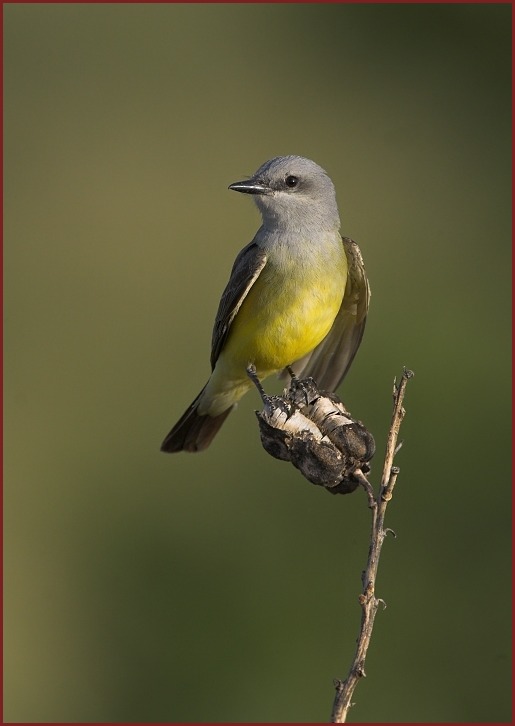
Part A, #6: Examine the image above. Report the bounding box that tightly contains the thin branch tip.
[330,366,414,723]
[393,440,404,455]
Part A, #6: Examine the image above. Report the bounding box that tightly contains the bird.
[160,155,369,453]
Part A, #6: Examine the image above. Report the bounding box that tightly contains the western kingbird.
[161,155,369,453]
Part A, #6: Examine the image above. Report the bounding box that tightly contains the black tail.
[160,388,233,453]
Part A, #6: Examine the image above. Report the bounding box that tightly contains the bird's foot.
[246,364,269,404]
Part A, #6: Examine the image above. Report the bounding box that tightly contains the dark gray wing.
[210,241,267,369]
[284,236,370,391]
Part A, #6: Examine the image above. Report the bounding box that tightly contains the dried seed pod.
[249,371,376,495]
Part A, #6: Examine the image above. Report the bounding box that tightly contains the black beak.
[228,178,270,195]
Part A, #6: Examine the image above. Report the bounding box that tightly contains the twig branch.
[330,367,414,723]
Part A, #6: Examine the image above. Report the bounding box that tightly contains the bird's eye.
[285,175,299,188]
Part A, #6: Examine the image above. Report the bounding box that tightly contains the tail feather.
[160,388,233,453]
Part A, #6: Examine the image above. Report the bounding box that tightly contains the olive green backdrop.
[4,3,511,723]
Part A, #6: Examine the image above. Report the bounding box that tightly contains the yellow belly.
[199,238,347,416]
[226,265,344,372]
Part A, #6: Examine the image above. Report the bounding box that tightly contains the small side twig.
[330,367,414,723]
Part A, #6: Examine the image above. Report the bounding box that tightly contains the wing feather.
[210,241,267,369]
[283,236,370,391]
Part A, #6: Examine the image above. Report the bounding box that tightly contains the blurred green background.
[4,3,511,723]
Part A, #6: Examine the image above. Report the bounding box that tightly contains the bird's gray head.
[229,156,340,233]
